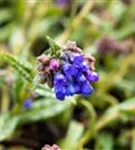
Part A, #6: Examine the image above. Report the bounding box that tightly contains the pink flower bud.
[49,59,60,71]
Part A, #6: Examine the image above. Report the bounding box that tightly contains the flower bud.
[37,54,50,65]
[41,144,61,150]
[49,59,60,71]
[23,99,32,109]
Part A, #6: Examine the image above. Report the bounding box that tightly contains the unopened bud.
[41,144,61,150]
[37,54,50,65]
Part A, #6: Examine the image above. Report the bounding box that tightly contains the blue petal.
[54,86,66,100]
[81,81,94,96]
[73,82,81,94]
[62,63,75,77]
[77,74,87,83]
[86,71,99,82]
[80,61,89,72]
[70,53,83,65]
[55,92,65,100]
[66,83,75,96]
[54,72,66,85]
[54,85,66,93]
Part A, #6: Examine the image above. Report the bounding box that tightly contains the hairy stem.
[78,100,97,149]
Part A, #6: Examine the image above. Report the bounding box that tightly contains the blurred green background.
[0,0,135,149]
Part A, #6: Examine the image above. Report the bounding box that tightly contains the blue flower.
[86,71,99,82]
[23,99,32,109]
[62,63,76,77]
[80,61,89,72]
[66,82,77,96]
[70,53,83,65]
[37,41,99,101]
[55,91,65,100]
[73,82,80,94]
[81,81,94,96]
[54,72,66,85]
[54,86,66,100]
[77,74,87,83]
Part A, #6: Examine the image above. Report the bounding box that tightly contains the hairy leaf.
[0,113,19,141]
[59,121,84,150]
[19,99,71,124]
[0,51,33,83]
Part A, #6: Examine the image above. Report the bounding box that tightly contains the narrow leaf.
[0,51,33,83]
[59,121,84,150]
[19,99,71,124]
[0,113,19,141]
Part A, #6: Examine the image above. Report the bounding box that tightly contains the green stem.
[78,100,97,149]
[95,92,119,106]
[77,99,120,149]
[96,111,119,131]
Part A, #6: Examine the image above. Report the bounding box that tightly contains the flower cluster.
[97,36,133,56]
[37,41,99,100]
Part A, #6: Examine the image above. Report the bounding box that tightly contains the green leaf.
[19,99,71,124]
[59,121,84,150]
[0,98,72,141]
[0,9,12,24]
[34,84,55,98]
[45,36,61,57]
[118,98,135,115]
[0,113,19,141]
[12,0,27,22]
[95,133,114,150]
[0,23,14,42]
[110,1,126,23]
[12,73,25,103]
[96,98,135,130]
[114,23,135,40]
[0,51,33,83]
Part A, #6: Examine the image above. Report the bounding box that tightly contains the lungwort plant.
[0,0,135,150]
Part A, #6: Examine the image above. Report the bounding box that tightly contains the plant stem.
[78,100,97,149]
[77,100,120,149]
